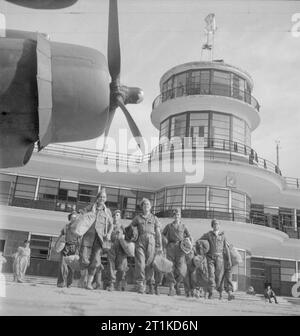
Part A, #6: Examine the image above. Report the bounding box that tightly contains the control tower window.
[211,113,230,148]
[160,118,170,141]
[170,114,187,138]
[212,71,231,96]
[174,72,187,97]
[232,74,245,101]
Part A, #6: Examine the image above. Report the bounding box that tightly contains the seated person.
[264,285,278,304]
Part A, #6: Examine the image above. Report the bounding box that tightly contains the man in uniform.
[107,210,128,291]
[79,188,113,290]
[200,219,232,299]
[57,211,81,288]
[219,241,235,300]
[162,208,192,296]
[130,198,162,294]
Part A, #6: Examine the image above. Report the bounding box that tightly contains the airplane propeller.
[104,0,144,152]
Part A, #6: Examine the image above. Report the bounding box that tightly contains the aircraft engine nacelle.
[0,30,110,168]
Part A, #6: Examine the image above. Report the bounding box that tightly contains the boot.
[154,284,160,295]
[147,283,154,295]
[121,279,127,291]
[86,275,94,290]
[137,282,145,294]
[228,291,235,301]
[107,283,115,292]
[219,290,223,300]
[78,270,87,288]
[208,290,213,299]
[175,283,181,296]
[116,281,121,291]
[168,283,175,296]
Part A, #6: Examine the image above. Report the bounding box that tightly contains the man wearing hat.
[162,208,193,296]
[78,188,113,290]
[130,198,162,294]
[200,219,232,299]
[106,209,128,291]
[57,211,81,288]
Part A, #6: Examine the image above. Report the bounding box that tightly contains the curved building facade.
[0,60,300,296]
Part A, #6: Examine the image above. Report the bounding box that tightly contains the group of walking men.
[57,188,235,300]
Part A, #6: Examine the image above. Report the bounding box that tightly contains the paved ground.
[0,275,300,316]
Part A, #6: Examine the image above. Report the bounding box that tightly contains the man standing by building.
[162,208,192,296]
[219,241,235,300]
[201,219,232,299]
[130,198,162,294]
[57,211,81,288]
[79,188,113,290]
[107,210,128,291]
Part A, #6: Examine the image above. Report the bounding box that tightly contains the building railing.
[32,141,300,190]
[152,83,260,111]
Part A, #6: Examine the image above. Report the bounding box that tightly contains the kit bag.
[153,253,173,273]
[119,238,135,257]
[229,245,243,266]
[54,234,66,253]
[70,211,96,236]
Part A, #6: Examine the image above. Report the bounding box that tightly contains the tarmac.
[0,274,300,316]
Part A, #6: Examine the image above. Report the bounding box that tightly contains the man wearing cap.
[130,198,162,294]
[162,208,192,296]
[107,210,128,291]
[78,188,113,290]
[200,219,232,299]
[57,211,81,288]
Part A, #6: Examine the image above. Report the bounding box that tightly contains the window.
[209,188,229,211]
[14,176,37,199]
[212,71,231,96]
[185,187,206,210]
[232,117,246,145]
[30,234,51,259]
[279,208,293,228]
[232,191,245,217]
[160,118,170,141]
[56,181,78,212]
[78,184,98,209]
[105,187,119,210]
[280,260,296,282]
[189,113,209,146]
[170,114,187,139]
[0,240,5,253]
[155,189,165,213]
[162,77,173,101]
[38,179,59,201]
[165,187,183,209]
[232,74,245,101]
[119,189,137,218]
[174,72,187,97]
[0,173,16,205]
[211,113,230,145]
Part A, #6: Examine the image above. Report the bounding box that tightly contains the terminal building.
[1,59,300,296]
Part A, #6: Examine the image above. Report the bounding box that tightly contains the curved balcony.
[152,83,260,111]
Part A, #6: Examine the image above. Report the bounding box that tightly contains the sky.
[1,0,300,177]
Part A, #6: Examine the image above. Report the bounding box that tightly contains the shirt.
[131,213,162,249]
[162,221,191,243]
[201,230,228,257]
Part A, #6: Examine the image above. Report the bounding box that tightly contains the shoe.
[121,279,127,292]
[228,292,235,301]
[17,278,24,283]
[154,285,160,295]
[168,284,175,296]
[219,291,223,300]
[147,284,154,295]
[57,283,65,288]
[175,284,181,296]
[86,275,94,290]
[107,283,115,292]
[208,291,213,299]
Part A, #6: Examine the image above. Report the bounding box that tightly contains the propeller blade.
[102,108,116,151]
[117,97,144,152]
[108,0,121,82]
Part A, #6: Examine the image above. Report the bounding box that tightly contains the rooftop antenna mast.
[201,13,217,61]
[275,139,281,167]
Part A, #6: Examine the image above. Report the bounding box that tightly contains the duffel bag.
[54,235,66,253]
[229,245,243,266]
[64,254,81,271]
[119,238,135,257]
[70,211,96,236]
[153,254,173,273]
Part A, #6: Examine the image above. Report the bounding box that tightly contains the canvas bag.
[70,210,97,236]
[54,234,66,253]
[153,253,173,273]
[119,238,135,257]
